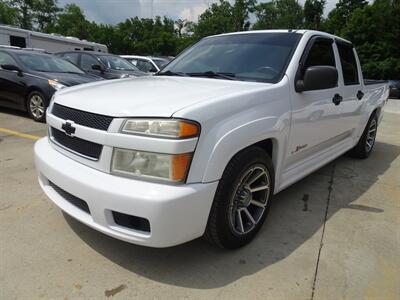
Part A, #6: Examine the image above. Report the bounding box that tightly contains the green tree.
[33,0,61,32]
[0,1,18,25]
[194,0,255,39]
[53,4,91,39]
[7,0,35,29]
[304,0,326,29]
[253,0,304,29]
[232,0,256,31]
[325,0,367,34]
[341,0,400,79]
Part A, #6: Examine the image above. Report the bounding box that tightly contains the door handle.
[332,94,343,106]
[357,90,364,100]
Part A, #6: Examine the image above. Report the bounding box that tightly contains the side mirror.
[92,64,105,73]
[1,64,23,76]
[296,66,338,92]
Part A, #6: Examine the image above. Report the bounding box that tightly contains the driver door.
[285,36,345,169]
[0,51,26,108]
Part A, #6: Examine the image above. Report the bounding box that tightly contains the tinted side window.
[0,52,18,66]
[136,60,154,72]
[337,43,359,85]
[304,39,335,69]
[60,53,79,65]
[81,54,99,71]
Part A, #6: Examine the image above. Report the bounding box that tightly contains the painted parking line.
[0,128,41,141]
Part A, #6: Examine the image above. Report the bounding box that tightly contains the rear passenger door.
[335,41,364,136]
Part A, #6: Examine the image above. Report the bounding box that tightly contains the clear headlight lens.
[111,148,192,182]
[121,119,199,139]
[48,79,66,90]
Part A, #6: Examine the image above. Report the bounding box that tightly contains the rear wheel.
[205,147,274,249]
[27,91,47,122]
[349,113,378,159]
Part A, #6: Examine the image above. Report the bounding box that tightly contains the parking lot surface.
[1,102,399,300]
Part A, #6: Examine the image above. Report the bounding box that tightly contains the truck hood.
[54,76,270,117]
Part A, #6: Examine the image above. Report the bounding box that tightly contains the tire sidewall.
[360,114,378,158]
[211,147,275,248]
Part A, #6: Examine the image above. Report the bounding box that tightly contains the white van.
[0,25,107,53]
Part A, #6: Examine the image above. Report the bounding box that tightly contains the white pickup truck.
[34,30,389,249]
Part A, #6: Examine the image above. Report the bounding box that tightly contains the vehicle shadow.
[64,141,400,289]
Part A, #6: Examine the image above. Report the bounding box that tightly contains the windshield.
[153,58,169,68]
[98,55,139,71]
[18,53,85,73]
[162,33,301,83]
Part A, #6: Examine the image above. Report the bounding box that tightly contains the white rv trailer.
[0,25,108,53]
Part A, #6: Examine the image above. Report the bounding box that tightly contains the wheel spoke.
[243,208,256,224]
[250,199,266,208]
[247,170,266,185]
[237,209,245,233]
[250,184,269,193]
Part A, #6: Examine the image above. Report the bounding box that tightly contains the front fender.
[202,116,283,183]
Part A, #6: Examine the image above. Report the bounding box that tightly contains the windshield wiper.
[188,71,236,80]
[157,70,188,77]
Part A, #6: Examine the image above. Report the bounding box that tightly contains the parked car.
[56,51,147,79]
[0,48,102,122]
[388,80,400,98]
[35,30,389,249]
[121,55,170,73]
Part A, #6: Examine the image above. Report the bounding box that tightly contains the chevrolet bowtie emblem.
[61,121,76,137]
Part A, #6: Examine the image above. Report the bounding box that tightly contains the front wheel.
[27,91,47,122]
[205,147,274,249]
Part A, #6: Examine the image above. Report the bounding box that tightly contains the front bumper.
[34,138,218,247]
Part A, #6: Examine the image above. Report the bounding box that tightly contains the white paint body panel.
[34,30,389,247]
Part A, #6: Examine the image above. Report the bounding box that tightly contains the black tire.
[349,113,378,159]
[27,90,47,122]
[205,146,274,249]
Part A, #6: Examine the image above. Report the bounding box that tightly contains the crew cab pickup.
[34,30,389,249]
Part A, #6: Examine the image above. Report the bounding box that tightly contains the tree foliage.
[0,1,18,25]
[324,0,368,34]
[304,0,326,29]
[0,0,398,79]
[194,0,255,38]
[253,0,304,30]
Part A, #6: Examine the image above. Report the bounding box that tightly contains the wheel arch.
[201,118,282,183]
[25,86,47,109]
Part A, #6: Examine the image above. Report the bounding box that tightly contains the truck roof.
[210,29,352,45]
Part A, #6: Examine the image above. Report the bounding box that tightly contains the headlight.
[48,79,66,90]
[121,119,200,139]
[111,148,192,182]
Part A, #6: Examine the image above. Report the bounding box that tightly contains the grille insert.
[51,127,102,159]
[49,181,90,214]
[52,103,113,131]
